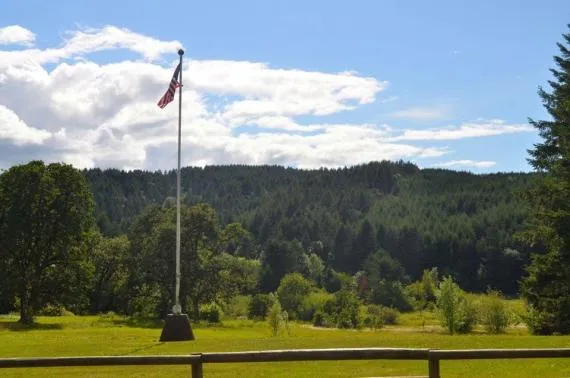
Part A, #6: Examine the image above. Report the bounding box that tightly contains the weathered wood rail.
[2,347,570,377]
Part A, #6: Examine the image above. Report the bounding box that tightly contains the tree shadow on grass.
[111,317,165,329]
[89,315,166,330]
[0,321,63,332]
[118,342,164,356]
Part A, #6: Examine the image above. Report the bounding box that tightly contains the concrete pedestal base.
[159,313,195,342]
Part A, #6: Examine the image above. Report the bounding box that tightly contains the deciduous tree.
[0,161,94,324]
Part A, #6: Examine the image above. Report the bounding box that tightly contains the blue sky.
[0,0,568,172]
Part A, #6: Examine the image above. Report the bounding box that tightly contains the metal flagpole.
[174,49,184,315]
[159,49,193,342]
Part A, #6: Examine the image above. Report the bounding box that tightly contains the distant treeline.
[84,161,541,296]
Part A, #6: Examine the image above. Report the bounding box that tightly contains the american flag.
[157,63,182,109]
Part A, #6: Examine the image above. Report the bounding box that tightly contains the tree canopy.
[0,161,94,323]
[521,24,570,335]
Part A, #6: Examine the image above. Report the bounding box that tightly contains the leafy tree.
[436,276,477,334]
[126,203,223,318]
[248,293,276,320]
[323,289,361,329]
[305,253,325,285]
[259,239,305,292]
[89,233,130,313]
[407,268,439,311]
[520,24,570,334]
[267,298,284,336]
[0,161,94,323]
[276,273,314,318]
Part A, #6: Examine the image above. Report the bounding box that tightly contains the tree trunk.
[19,290,34,325]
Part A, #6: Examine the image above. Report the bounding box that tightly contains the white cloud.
[0,105,52,145]
[0,24,532,171]
[390,106,451,120]
[183,60,387,123]
[435,160,496,169]
[0,25,35,46]
[392,119,533,141]
[0,25,182,69]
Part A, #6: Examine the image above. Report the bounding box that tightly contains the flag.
[157,63,182,109]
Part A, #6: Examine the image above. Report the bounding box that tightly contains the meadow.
[2,311,570,377]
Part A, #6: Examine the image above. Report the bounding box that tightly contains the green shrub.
[223,295,251,319]
[267,301,284,336]
[456,295,478,334]
[380,306,400,325]
[312,311,331,327]
[370,280,413,312]
[322,289,362,329]
[277,273,314,319]
[481,291,511,333]
[363,305,384,329]
[130,284,161,318]
[199,303,223,323]
[436,276,478,334]
[298,291,333,322]
[248,294,275,320]
[37,304,73,316]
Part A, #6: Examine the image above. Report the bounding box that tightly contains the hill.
[83,161,540,295]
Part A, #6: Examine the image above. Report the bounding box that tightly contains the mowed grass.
[1,314,570,377]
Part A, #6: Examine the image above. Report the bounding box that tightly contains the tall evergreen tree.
[521,24,570,335]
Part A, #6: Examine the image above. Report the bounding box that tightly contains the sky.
[0,0,568,173]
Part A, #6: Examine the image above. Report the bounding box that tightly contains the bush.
[481,291,511,333]
[298,291,333,322]
[37,303,73,316]
[456,295,478,334]
[199,302,223,323]
[223,295,250,319]
[370,280,413,312]
[523,305,557,335]
[323,268,355,293]
[312,311,331,328]
[380,306,400,325]
[248,294,275,320]
[267,301,284,336]
[277,273,314,319]
[322,289,362,329]
[363,305,384,329]
[436,276,478,334]
[362,305,399,329]
[130,284,161,318]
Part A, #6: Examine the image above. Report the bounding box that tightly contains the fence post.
[191,362,203,378]
[428,351,440,378]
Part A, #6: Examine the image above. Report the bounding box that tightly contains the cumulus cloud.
[0,25,36,46]
[0,24,532,171]
[434,160,497,169]
[0,105,52,145]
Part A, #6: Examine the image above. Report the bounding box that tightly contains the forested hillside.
[84,161,540,296]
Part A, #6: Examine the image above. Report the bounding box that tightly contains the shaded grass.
[1,315,570,377]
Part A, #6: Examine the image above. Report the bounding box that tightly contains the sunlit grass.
[1,312,570,377]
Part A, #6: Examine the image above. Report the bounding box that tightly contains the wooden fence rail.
[2,347,570,377]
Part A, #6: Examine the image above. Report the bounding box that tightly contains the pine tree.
[521,24,570,335]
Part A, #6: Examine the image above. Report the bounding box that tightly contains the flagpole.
[159,49,194,342]
[174,48,184,315]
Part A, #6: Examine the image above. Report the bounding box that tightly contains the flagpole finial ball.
[178,49,184,56]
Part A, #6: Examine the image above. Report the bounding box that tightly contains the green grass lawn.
[1,314,570,377]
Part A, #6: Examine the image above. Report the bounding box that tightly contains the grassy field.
[1,313,570,377]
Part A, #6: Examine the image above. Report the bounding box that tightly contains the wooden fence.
[2,347,570,377]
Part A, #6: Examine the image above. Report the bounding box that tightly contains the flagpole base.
[159,313,195,342]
